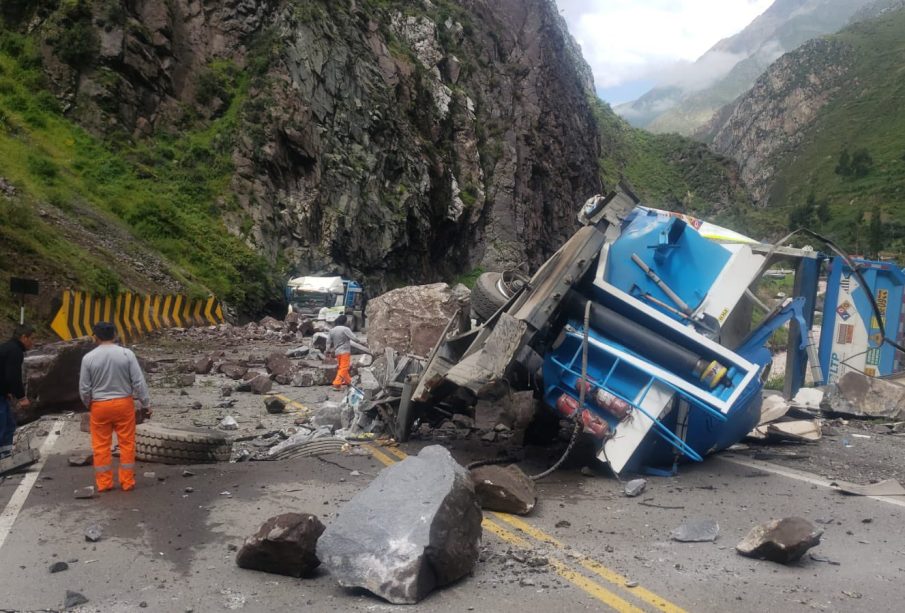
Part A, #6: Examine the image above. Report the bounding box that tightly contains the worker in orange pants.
[90,397,136,491]
[325,315,361,390]
[79,322,150,492]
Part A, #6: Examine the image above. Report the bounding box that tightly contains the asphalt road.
[1,416,903,613]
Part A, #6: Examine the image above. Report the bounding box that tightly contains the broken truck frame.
[397,188,887,476]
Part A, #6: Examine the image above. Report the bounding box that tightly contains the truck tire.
[471,272,508,321]
[135,423,233,464]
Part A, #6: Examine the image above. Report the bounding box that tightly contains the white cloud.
[557,0,775,89]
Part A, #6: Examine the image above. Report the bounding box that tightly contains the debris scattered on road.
[671,518,719,542]
[73,486,95,499]
[317,446,482,604]
[143,471,156,479]
[182,470,195,477]
[84,525,102,542]
[67,453,92,467]
[264,396,287,414]
[63,590,89,609]
[827,371,905,419]
[831,478,905,497]
[736,517,822,563]
[49,561,69,573]
[469,464,536,515]
[219,416,239,430]
[623,478,647,497]
[184,487,194,493]
[235,513,325,577]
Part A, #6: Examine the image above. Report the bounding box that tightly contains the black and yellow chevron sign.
[50,290,225,343]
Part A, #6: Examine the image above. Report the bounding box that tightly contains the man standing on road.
[324,315,361,390]
[79,322,150,492]
[0,324,34,459]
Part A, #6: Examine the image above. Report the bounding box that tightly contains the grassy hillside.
[0,29,273,327]
[594,98,750,220]
[768,8,905,255]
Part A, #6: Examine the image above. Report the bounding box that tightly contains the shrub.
[26,154,57,181]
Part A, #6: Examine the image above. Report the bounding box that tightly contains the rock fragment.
[671,518,719,542]
[68,453,93,467]
[219,416,239,430]
[49,561,69,573]
[194,356,214,375]
[736,517,822,563]
[64,590,89,609]
[470,464,536,515]
[248,374,273,395]
[73,486,95,499]
[236,513,325,577]
[623,479,647,497]
[264,396,287,414]
[317,445,482,604]
[85,524,102,542]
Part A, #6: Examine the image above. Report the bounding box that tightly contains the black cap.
[92,321,116,341]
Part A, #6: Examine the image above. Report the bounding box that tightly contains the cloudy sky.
[558,0,775,105]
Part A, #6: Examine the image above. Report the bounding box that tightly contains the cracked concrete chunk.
[470,464,536,515]
[317,445,482,604]
[736,517,822,563]
[671,518,719,542]
[236,513,325,578]
[623,479,647,497]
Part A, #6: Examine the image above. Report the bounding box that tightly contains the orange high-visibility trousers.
[90,397,136,491]
[332,352,352,387]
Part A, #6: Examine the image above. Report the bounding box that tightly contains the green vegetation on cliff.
[0,28,272,323]
[768,8,905,256]
[593,98,749,219]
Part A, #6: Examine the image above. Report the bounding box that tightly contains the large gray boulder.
[22,339,97,421]
[236,513,325,577]
[365,283,470,358]
[317,445,482,604]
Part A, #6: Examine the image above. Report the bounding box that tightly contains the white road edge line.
[718,454,905,509]
[0,419,65,550]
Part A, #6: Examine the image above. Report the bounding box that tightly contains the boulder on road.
[194,356,214,375]
[470,464,536,515]
[827,371,905,419]
[22,339,96,420]
[736,517,822,563]
[365,283,470,358]
[317,445,482,604]
[248,374,273,395]
[236,512,325,577]
[220,363,248,380]
[266,352,292,378]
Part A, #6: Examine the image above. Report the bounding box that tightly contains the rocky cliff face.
[701,38,853,205]
[25,0,602,290]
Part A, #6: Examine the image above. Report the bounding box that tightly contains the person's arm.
[127,351,150,410]
[78,357,92,408]
[344,327,361,345]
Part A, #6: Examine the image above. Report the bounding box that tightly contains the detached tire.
[136,423,233,465]
[471,272,508,321]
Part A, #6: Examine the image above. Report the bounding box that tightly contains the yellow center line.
[483,518,644,613]
[493,512,688,613]
[361,443,397,468]
[271,394,311,414]
[364,442,685,613]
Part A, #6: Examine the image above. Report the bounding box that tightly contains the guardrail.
[50,290,224,343]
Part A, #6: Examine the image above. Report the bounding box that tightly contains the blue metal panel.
[605,212,731,320]
[819,257,905,381]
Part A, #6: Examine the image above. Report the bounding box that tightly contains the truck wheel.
[471,272,508,321]
[135,423,233,464]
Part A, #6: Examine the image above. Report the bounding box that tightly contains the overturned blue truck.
[398,188,905,476]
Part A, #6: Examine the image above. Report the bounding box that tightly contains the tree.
[788,196,816,230]
[850,148,874,178]
[835,148,851,177]
[868,206,884,257]
[816,196,831,224]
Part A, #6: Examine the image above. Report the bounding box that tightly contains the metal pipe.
[630,253,691,314]
[564,291,729,388]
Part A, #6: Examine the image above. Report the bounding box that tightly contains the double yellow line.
[362,443,687,613]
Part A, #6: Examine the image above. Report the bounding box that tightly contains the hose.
[527,300,592,481]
